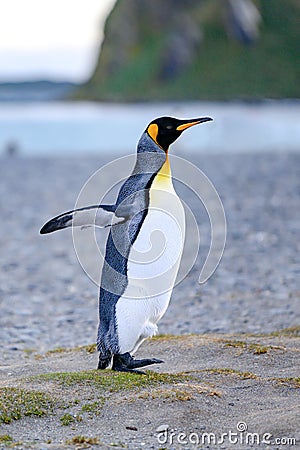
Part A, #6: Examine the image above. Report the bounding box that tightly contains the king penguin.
[41,116,212,374]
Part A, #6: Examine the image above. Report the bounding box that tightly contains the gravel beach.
[0,151,299,362]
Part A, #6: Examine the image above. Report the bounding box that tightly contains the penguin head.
[146,116,213,152]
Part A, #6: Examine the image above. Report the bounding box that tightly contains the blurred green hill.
[76,0,300,101]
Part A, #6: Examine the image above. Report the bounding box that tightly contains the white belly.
[116,180,185,354]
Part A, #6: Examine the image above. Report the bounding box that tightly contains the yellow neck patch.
[151,153,174,192]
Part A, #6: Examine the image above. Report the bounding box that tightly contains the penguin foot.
[97,354,112,370]
[112,352,164,374]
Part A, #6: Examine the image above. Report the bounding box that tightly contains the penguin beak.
[176,117,213,131]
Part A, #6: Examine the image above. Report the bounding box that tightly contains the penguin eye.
[166,125,173,130]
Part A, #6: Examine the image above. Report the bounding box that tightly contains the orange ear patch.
[147,123,159,144]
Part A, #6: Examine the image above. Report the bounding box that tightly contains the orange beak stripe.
[176,121,201,131]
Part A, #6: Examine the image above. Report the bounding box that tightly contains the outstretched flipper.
[40,204,135,235]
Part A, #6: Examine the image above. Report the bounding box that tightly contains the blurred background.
[0,0,299,356]
[0,0,299,156]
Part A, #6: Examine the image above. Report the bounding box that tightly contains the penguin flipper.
[40,204,135,234]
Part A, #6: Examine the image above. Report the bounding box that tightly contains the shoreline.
[1,100,300,156]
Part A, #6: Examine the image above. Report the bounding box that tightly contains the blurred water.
[0,100,300,156]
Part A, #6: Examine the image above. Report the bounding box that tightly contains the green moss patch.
[274,377,300,389]
[24,370,201,424]
[205,368,259,379]
[44,343,97,357]
[269,326,300,338]
[0,387,55,424]
[81,400,105,414]
[152,333,187,340]
[60,413,82,426]
[65,436,100,445]
[224,340,284,354]
[137,383,221,401]
[79,344,97,354]
[35,370,192,391]
[0,435,13,443]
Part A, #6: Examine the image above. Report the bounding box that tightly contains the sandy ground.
[0,151,299,448]
[0,334,299,449]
